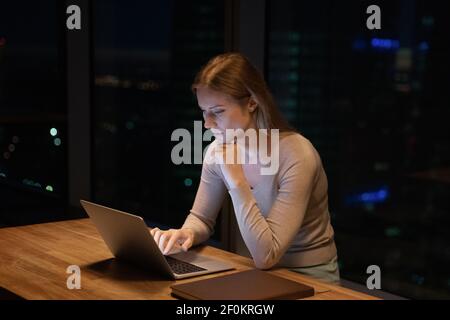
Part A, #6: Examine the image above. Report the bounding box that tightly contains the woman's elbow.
[253,257,278,270]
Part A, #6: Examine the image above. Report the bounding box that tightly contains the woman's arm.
[223,138,320,269]
[181,144,227,246]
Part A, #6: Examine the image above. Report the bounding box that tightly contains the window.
[0,1,66,226]
[93,0,225,239]
[267,0,450,299]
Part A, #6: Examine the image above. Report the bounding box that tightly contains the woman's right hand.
[150,227,194,255]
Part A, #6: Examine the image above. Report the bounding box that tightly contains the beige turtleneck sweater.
[182,132,337,269]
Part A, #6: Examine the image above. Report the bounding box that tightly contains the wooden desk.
[0,219,378,300]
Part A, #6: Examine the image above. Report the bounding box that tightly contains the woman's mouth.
[211,128,224,137]
[211,129,237,144]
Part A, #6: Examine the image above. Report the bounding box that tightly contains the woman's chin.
[213,135,225,143]
[211,129,224,142]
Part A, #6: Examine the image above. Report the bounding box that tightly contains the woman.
[151,53,340,284]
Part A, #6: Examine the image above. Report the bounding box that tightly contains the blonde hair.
[192,53,295,132]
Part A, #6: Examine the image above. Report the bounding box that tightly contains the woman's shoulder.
[279,131,315,153]
[278,131,321,167]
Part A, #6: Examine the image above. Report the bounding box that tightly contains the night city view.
[0,0,449,301]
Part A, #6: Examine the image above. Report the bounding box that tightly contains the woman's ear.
[248,97,258,112]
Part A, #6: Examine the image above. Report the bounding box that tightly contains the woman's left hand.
[215,142,248,189]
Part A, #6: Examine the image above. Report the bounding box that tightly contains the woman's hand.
[215,142,249,189]
[150,227,194,255]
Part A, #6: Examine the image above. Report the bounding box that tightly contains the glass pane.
[0,1,66,226]
[267,0,450,299]
[93,0,225,240]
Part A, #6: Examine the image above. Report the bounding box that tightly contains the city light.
[385,227,402,238]
[101,122,118,134]
[22,179,42,189]
[411,274,425,286]
[46,185,54,192]
[345,186,390,206]
[54,138,62,146]
[371,38,400,51]
[419,42,429,52]
[95,75,161,91]
[184,178,193,187]
[353,38,401,52]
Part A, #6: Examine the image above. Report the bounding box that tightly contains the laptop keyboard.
[165,256,207,275]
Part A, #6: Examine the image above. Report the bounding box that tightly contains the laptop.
[80,200,234,279]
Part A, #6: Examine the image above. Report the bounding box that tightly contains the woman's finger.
[158,232,169,252]
[181,234,193,251]
[150,227,160,237]
[163,232,181,255]
[153,230,163,246]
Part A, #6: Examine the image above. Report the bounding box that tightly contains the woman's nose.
[204,114,215,129]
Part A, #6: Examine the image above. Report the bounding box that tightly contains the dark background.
[0,0,449,299]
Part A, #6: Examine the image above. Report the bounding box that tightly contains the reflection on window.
[93,0,225,239]
[267,0,450,299]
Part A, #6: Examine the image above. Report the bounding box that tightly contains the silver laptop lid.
[80,200,174,278]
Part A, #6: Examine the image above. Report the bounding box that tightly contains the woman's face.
[196,86,256,141]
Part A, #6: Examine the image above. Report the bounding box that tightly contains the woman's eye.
[201,109,224,117]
